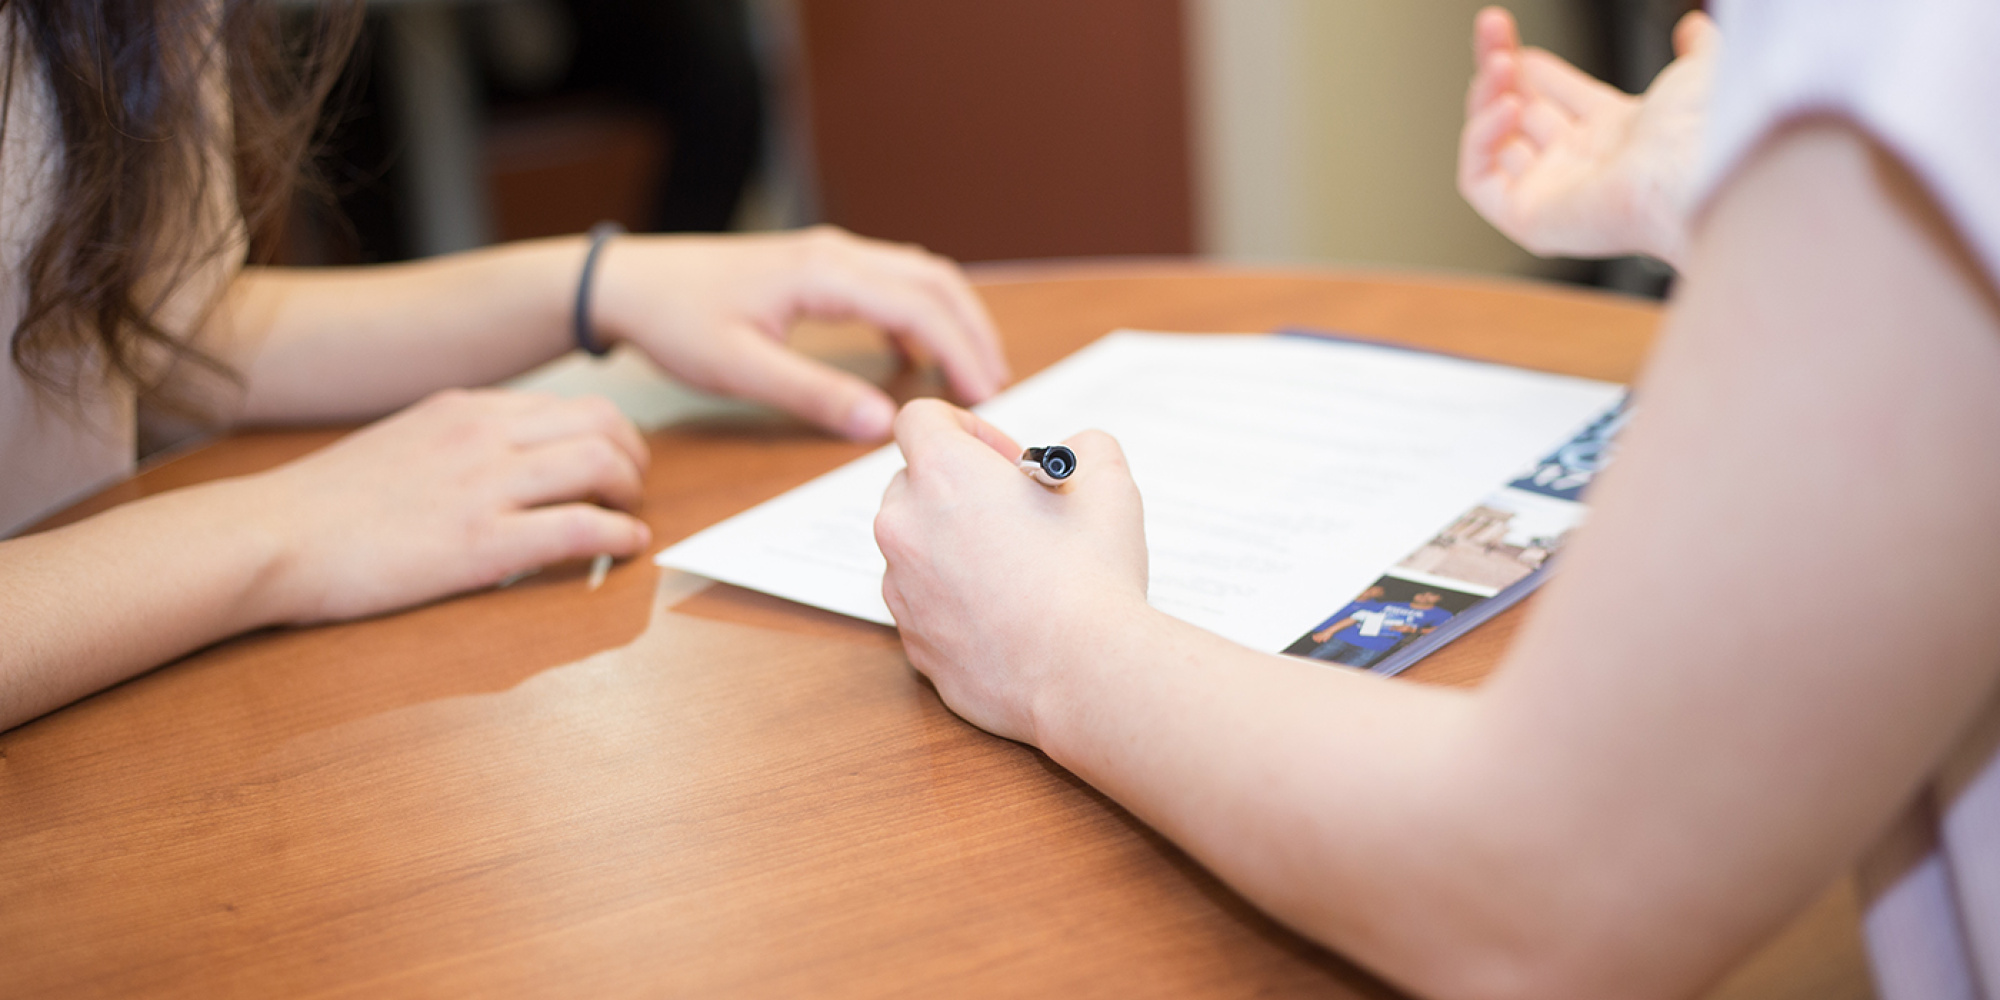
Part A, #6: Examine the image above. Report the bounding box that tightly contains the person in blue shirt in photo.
[1306,587,1454,669]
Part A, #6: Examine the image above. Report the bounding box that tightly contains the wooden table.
[0,264,1872,998]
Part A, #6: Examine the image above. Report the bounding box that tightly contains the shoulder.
[1700,0,2000,286]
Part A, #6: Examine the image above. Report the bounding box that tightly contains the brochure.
[1279,396,1627,675]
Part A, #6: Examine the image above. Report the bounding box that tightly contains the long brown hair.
[2,0,361,410]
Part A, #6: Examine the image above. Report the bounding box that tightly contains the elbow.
[1324,925,1661,1000]
[1408,949,1633,1000]
[1269,855,1687,1000]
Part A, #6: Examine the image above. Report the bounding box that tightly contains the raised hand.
[1457,6,1719,268]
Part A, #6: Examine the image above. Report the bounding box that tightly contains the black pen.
[1018,445,1077,488]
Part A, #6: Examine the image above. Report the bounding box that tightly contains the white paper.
[658,330,1624,651]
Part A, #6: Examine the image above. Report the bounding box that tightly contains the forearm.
[218,237,588,424]
[1032,607,1563,999]
[0,479,293,731]
[1029,121,2000,1000]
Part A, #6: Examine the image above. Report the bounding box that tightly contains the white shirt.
[0,31,134,537]
[0,12,241,539]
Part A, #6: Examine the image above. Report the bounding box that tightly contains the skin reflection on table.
[0,264,1872,998]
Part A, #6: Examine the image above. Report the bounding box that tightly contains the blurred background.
[284,0,1699,299]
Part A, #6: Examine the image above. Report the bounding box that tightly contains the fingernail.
[847,395,896,440]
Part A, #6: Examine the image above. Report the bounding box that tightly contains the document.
[657,330,1624,652]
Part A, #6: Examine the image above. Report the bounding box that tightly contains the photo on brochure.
[1394,485,1588,593]
[1283,574,1485,670]
[1504,395,1629,502]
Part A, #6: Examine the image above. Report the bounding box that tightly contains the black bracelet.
[573,221,624,357]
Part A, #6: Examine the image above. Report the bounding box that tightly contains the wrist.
[1028,595,1172,764]
[1637,190,1688,270]
[1621,153,1692,269]
[204,472,315,629]
[572,223,625,356]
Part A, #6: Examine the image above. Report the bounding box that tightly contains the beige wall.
[1188,0,1598,278]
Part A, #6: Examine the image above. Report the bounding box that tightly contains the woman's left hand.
[593,226,1009,441]
[874,399,1151,744]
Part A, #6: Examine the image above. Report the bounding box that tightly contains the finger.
[844,235,1011,386]
[724,328,900,440]
[845,262,1004,404]
[1517,48,1619,118]
[504,435,647,512]
[1472,6,1519,64]
[1518,97,1571,149]
[1058,428,1133,484]
[1459,94,1523,188]
[881,467,910,509]
[891,397,1023,469]
[1466,49,1519,119]
[789,237,1006,402]
[1055,429,1146,531]
[484,504,652,579]
[1498,136,1538,178]
[1672,10,1719,57]
[507,394,650,472]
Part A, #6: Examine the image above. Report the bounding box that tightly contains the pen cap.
[1038,445,1076,480]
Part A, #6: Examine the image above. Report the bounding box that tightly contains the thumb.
[1672,10,1719,58]
[1059,429,1144,511]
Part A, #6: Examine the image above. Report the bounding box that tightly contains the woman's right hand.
[239,388,653,625]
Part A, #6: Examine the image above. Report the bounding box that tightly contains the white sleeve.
[1696,0,2000,287]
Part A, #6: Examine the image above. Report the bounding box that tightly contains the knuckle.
[424,387,474,412]
[577,394,624,424]
[881,578,909,625]
[802,225,850,257]
[904,396,952,419]
[462,510,512,562]
[440,407,506,451]
[553,507,605,551]
[795,237,833,270]
[1073,429,1129,468]
[892,398,945,437]
[920,251,961,279]
[872,509,905,559]
[581,437,627,478]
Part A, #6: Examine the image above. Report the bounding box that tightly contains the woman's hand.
[593,227,1010,442]
[1457,6,1718,268]
[873,399,1150,744]
[244,388,653,624]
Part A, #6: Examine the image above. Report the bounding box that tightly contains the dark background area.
[284,0,1695,299]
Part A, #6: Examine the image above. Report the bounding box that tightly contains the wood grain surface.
[0,264,1870,998]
